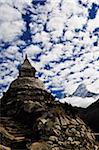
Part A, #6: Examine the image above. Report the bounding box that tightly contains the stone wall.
[0,100,99,150]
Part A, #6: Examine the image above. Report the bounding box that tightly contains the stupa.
[1,55,54,117]
[0,56,99,150]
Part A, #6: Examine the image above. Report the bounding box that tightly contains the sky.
[0,0,99,107]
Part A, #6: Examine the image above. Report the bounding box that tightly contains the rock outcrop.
[78,99,99,141]
[0,56,99,150]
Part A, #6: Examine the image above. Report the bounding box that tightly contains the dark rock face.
[0,57,99,150]
[72,84,98,98]
[84,99,99,133]
[78,99,99,141]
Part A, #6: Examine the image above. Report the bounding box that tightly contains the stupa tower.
[1,55,54,117]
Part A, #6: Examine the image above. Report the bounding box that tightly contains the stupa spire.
[19,54,36,77]
[25,53,28,60]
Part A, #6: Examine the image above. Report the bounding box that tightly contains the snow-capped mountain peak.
[72,83,99,98]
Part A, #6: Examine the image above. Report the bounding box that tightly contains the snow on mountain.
[72,83,99,98]
[59,97,98,108]
[60,83,99,108]
[0,0,99,107]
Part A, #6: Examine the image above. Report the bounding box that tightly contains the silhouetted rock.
[78,99,99,141]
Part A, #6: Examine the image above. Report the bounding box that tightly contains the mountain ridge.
[78,99,99,141]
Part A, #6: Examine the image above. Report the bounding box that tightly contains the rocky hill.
[0,56,99,150]
[78,99,99,141]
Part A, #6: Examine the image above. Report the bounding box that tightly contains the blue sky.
[0,0,99,107]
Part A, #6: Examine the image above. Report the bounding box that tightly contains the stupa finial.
[19,54,36,77]
[25,53,28,60]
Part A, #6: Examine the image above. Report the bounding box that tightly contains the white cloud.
[0,4,25,42]
[64,30,74,41]
[87,10,99,32]
[67,15,87,30]
[87,0,99,5]
[32,31,50,44]
[13,0,32,12]
[0,0,13,6]
[47,16,64,31]
[0,4,22,22]
[87,79,99,93]
[0,21,25,42]
[26,45,42,58]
